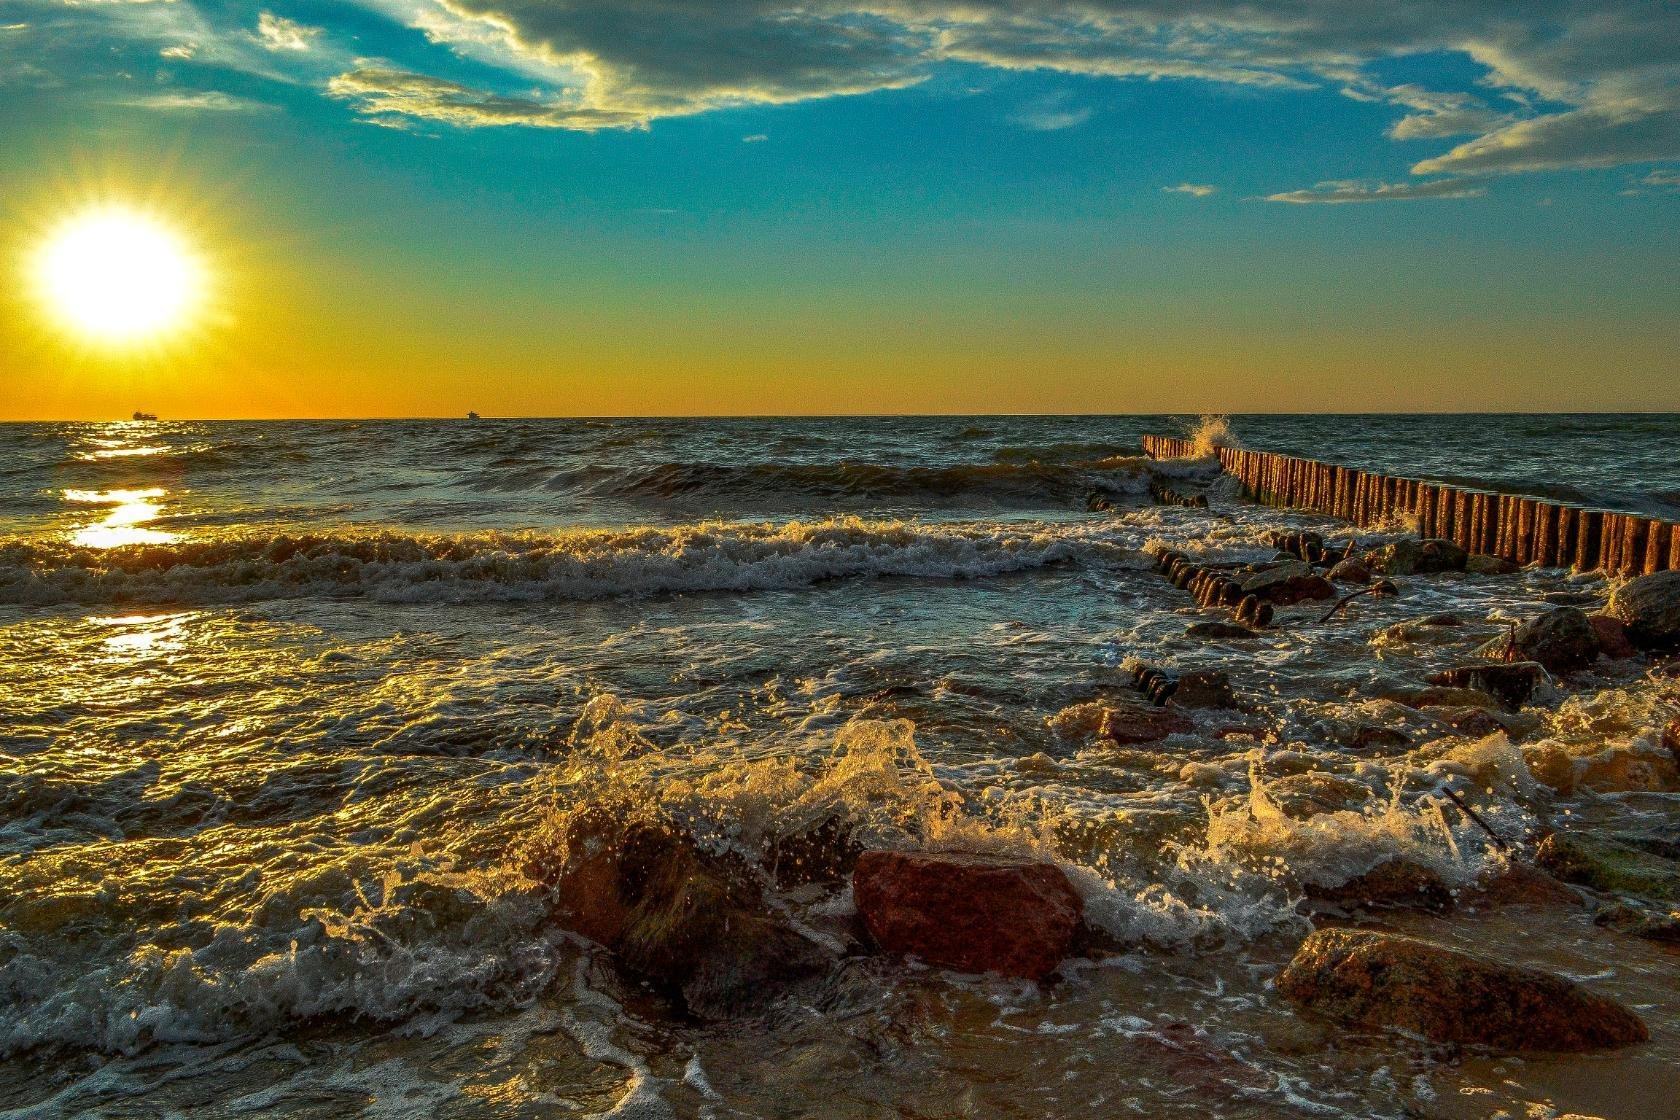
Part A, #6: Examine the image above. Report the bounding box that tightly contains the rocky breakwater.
[1277,928,1648,1051]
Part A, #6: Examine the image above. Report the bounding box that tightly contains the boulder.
[1305,858,1452,912]
[1240,561,1335,604]
[1665,716,1680,762]
[1426,661,1545,712]
[853,850,1083,979]
[528,808,833,1017]
[1327,558,1372,585]
[1590,613,1638,659]
[1466,553,1519,575]
[1100,701,1194,744]
[1606,570,1680,651]
[1185,621,1260,640]
[1371,538,1467,576]
[1469,863,1580,908]
[1439,707,1514,739]
[1276,928,1648,1051]
[1348,724,1410,750]
[1171,669,1237,709]
[1477,607,1598,675]
[1535,832,1680,901]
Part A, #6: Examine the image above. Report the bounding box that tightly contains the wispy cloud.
[1162,183,1217,198]
[1009,93,1092,131]
[741,133,768,143]
[1265,179,1486,204]
[121,89,274,113]
[327,66,646,130]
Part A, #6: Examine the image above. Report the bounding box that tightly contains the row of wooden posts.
[1140,435,1677,577]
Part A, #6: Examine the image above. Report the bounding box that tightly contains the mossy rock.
[1535,832,1680,902]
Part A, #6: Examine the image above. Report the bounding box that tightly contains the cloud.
[257,12,322,51]
[160,43,196,59]
[1009,91,1091,131]
[32,0,1680,185]
[1265,179,1486,204]
[122,89,273,112]
[741,133,768,142]
[1162,183,1216,197]
[327,66,647,129]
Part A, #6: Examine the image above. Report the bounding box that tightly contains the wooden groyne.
[1140,435,1677,577]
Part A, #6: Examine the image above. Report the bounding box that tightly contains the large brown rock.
[528,808,833,1017]
[1590,613,1638,659]
[1305,858,1452,912]
[1100,701,1194,744]
[1478,607,1598,675]
[1276,928,1648,1051]
[1240,561,1335,604]
[1426,661,1545,711]
[853,850,1083,979]
[1371,538,1467,576]
[1607,570,1680,651]
[1535,832,1680,901]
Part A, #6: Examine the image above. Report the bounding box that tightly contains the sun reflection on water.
[63,487,180,548]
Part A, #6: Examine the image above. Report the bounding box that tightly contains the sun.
[31,205,207,346]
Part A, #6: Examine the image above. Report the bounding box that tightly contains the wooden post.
[1602,513,1624,574]
[1621,517,1648,576]
[1575,510,1603,572]
[1555,506,1576,569]
[1645,521,1672,575]
[1514,499,1536,565]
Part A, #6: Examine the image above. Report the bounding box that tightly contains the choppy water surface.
[2,415,1678,1119]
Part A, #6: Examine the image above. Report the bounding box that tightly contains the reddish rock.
[1277,928,1648,1051]
[1439,707,1510,738]
[1171,669,1237,709]
[1427,660,1545,711]
[1665,715,1680,763]
[1100,702,1194,744]
[1240,561,1336,604]
[1327,558,1371,585]
[1306,858,1452,912]
[1468,863,1580,908]
[853,850,1083,979]
[1590,613,1638,659]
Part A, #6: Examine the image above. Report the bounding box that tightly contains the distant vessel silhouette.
[467,411,481,420]
[132,411,158,421]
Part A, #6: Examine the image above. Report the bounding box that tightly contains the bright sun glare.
[31,205,205,345]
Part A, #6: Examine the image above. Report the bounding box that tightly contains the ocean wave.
[596,457,1153,506]
[0,517,1138,606]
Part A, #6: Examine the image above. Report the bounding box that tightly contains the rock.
[1478,607,1598,675]
[1606,570,1680,651]
[1426,661,1545,712]
[1665,716,1680,762]
[528,807,833,1017]
[1389,685,1501,711]
[1466,553,1519,575]
[1276,928,1648,1051]
[1171,669,1237,709]
[1590,613,1638,659]
[1306,858,1452,912]
[1100,701,1194,744]
[1185,621,1260,640]
[767,815,865,888]
[1264,772,1373,818]
[1240,561,1336,604]
[1439,707,1513,739]
[1371,538,1467,576]
[1327,558,1371,585]
[852,850,1083,979]
[1522,742,1577,795]
[1535,832,1680,901]
[1576,744,1680,793]
[1348,724,1410,750]
[1420,612,1465,626]
[1470,864,1580,908]
[1594,901,1680,944]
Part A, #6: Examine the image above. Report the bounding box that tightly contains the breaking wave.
[0,517,1137,606]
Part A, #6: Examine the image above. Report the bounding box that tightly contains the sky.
[0,0,1677,418]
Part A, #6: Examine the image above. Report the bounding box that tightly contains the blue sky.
[1,1,1677,416]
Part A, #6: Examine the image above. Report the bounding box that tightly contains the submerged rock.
[1468,863,1580,908]
[1306,858,1452,912]
[1100,701,1194,744]
[529,808,834,1018]
[1535,832,1680,901]
[1477,607,1598,675]
[1276,928,1647,1051]
[1426,661,1545,711]
[1594,901,1680,944]
[1607,570,1680,651]
[1370,538,1467,576]
[1185,621,1260,640]
[853,850,1083,979]
[1665,716,1680,762]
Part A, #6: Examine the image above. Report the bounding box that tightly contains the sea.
[2,414,1678,1119]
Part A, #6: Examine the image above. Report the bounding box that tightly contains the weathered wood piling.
[1140,435,1674,576]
